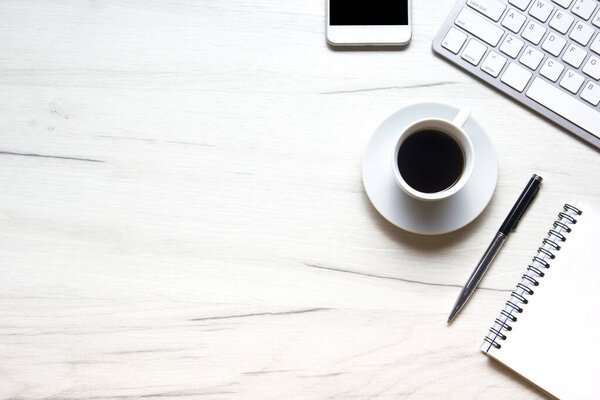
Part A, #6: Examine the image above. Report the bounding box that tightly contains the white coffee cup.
[392,109,474,202]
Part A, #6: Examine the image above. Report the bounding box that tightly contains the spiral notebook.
[481,202,600,400]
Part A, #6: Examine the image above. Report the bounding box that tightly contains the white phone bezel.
[326,0,411,46]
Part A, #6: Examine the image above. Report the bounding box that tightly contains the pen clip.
[511,195,534,232]
[499,175,543,235]
[511,181,541,232]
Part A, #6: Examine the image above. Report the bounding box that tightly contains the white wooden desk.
[1,1,598,399]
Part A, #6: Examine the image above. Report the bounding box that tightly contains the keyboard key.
[552,0,573,7]
[562,43,588,67]
[520,45,545,69]
[481,51,507,77]
[581,81,600,105]
[500,34,525,58]
[455,8,505,46]
[569,21,594,45]
[502,8,527,32]
[462,39,488,65]
[583,55,600,79]
[522,20,547,44]
[559,69,585,92]
[442,27,468,54]
[509,0,532,10]
[529,0,554,22]
[590,33,600,54]
[467,0,507,21]
[540,57,565,81]
[542,32,567,56]
[501,62,533,91]
[593,10,600,27]
[549,10,574,33]
[526,77,600,138]
[572,0,597,20]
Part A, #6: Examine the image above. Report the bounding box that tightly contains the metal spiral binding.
[482,203,582,351]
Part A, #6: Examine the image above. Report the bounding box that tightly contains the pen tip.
[447,311,457,324]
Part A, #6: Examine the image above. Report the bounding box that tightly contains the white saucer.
[362,102,498,235]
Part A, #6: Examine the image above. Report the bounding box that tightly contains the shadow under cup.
[392,118,475,202]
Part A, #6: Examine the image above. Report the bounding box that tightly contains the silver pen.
[448,174,543,323]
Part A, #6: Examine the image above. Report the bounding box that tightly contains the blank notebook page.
[482,202,600,400]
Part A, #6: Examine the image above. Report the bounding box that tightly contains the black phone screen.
[330,0,409,26]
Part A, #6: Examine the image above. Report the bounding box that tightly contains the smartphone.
[326,0,411,46]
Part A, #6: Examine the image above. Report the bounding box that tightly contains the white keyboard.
[433,0,600,149]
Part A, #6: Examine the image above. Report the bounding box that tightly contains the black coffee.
[397,130,464,193]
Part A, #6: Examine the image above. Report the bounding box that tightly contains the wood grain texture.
[0,0,598,399]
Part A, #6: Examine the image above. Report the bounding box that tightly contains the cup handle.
[452,109,471,128]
